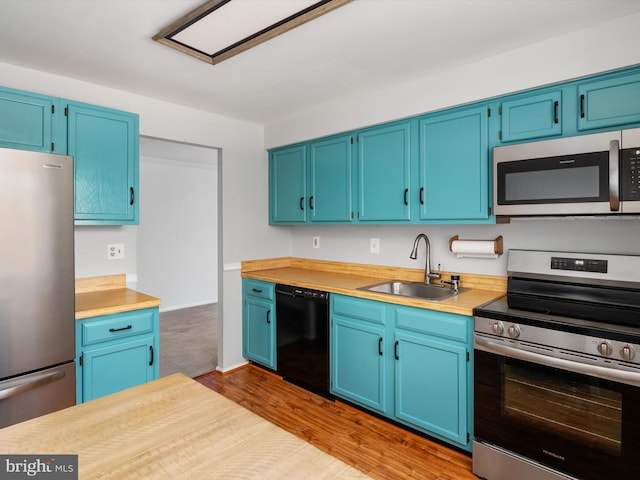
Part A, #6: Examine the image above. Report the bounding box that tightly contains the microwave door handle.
[609,139,620,211]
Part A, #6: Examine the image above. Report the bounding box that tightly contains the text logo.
[0,455,77,479]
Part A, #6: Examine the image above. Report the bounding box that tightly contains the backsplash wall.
[289,218,640,277]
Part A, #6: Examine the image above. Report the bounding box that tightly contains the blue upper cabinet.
[309,134,353,223]
[499,90,562,142]
[67,102,139,225]
[578,70,640,131]
[269,144,307,224]
[357,121,412,222]
[0,85,140,226]
[0,86,59,153]
[419,106,489,221]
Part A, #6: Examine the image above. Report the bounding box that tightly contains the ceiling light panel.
[154,0,352,65]
[173,0,319,55]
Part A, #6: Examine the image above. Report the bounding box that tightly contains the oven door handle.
[475,335,640,387]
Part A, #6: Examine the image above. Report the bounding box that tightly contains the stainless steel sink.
[358,280,466,301]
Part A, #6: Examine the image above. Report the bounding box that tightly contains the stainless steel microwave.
[493,128,640,216]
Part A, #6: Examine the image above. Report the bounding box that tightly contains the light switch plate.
[313,236,320,248]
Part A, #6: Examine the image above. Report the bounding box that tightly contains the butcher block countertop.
[242,257,506,316]
[0,373,370,479]
[75,274,161,320]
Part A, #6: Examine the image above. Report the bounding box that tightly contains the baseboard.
[159,300,218,313]
[216,361,249,374]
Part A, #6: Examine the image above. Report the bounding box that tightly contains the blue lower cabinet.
[75,307,159,403]
[242,279,276,369]
[331,311,389,414]
[394,330,468,446]
[330,294,472,451]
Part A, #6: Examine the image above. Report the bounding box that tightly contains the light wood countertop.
[242,258,506,316]
[75,274,161,320]
[0,373,370,479]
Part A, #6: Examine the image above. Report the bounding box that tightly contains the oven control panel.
[474,316,640,367]
[550,256,607,273]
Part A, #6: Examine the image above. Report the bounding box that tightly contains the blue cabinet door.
[500,91,562,142]
[419,106,489,221]
[330,294,389,414]
[67,102,139,224]
[309,134,353,222]
[0,87,58,153]
[578,70,640,131]
[357,122,411,222]
[394,330,468,447]
[242,280,276,369]
[331,314,388,414]
[269,144,307,224]
[81,335,156,402]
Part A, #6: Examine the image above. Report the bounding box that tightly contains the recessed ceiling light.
[153,0,352,65]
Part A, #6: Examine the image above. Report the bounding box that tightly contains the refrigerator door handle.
[0,369,66,400]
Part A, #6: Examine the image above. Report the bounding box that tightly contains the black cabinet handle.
[109,325,132,333]
[394,341,399,360]
[420,187,424,205]
[299,196,304,210]
[378,337,383,356]
[403,188,408,206]
[309,196,314,210]
[130,187,135,205]
[149,346,154,366]
[553,101,559,124]
[266,310,271,324]
[580,94,585,118]
[252,288,263,293]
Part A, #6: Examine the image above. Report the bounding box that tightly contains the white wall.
[265,12,640,148]
[267,12,640,279]
[74,226,138,281]
[138,141,218,311]
[0,61,292,371]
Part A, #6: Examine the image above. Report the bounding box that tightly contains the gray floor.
[159,303,218,378]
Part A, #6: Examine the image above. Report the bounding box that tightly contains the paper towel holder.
[449,235,503,257]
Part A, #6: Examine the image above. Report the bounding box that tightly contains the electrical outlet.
[312,236,320,249]
[370,238,380,254]
[107,243,125,260]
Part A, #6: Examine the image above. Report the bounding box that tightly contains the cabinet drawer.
[395,306,469,343]
[332,295,386,325]
[81,309,155,346]
[244,279,274,301]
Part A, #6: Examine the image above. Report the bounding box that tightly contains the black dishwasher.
[275,284,330,398]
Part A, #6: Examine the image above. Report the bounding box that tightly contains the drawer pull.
[252,288,263,293]
[109,325,132,333]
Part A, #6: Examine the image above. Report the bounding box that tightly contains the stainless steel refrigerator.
[0,147,76,428]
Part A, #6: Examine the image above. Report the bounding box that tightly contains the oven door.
[474,338,640,480]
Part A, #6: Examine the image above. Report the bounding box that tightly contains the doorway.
[138,136,219,377]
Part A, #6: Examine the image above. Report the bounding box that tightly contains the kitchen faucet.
[409,233,441,284]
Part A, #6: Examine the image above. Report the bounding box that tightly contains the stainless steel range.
[473,250,640,480]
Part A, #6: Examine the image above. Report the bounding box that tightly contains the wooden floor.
[196,365,477,480]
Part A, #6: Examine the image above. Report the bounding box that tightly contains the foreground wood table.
[0,374,370,479]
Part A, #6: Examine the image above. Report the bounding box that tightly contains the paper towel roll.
[450,239,499,259]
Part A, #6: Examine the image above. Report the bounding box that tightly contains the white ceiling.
[0,0,639,126]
